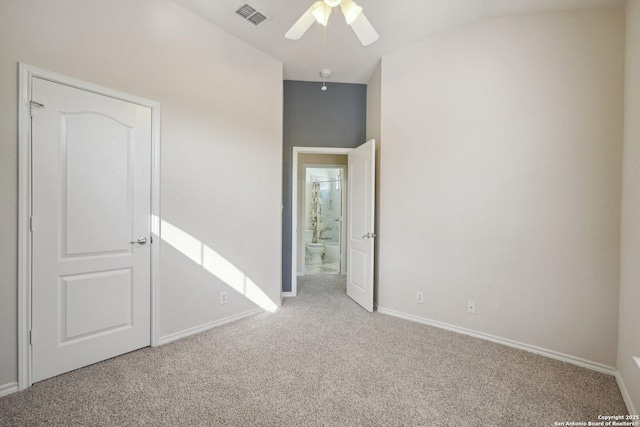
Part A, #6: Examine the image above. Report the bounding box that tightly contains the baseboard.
[0,382,18,398]
[282,291,296,297]
[158,306,273,346]
[376,306,616,376]
[616,370,638,415]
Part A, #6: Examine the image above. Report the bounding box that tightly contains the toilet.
[305,230,325,265]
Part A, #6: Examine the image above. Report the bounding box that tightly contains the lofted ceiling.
[172,0,625,84]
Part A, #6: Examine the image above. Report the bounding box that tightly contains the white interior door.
[347,140,375,312]
[31,77,152,382]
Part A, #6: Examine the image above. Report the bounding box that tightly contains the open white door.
[347,140,375,312]
[30,77,152,382]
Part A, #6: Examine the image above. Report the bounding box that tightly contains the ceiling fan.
[285,0,379,46]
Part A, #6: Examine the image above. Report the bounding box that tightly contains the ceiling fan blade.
[285,4,317,40]
[340,0,362,25]
[349,12,379,46]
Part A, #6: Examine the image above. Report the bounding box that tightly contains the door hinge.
[29,217,33,232]
[29,330,34,345]
[150,236,153,244]
[29,101,44,117]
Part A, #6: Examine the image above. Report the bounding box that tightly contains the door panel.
[31,77,151,382]
[350,158,367,240]
[346,140,375,312]
[64,113,133,256]
[62,269,133,340]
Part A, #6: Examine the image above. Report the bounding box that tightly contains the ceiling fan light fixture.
[340,0,362,25]
[311,1,332,26]
[285,0,378,46]
[323,0,342,7]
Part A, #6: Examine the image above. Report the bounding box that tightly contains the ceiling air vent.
[234,3,271,27]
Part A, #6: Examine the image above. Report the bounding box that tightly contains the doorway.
[303,164,347,275]
[291,148,351,296]
[290,142,375,312]
[18,64,160,390]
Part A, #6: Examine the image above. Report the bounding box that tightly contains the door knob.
[131,237,148,245]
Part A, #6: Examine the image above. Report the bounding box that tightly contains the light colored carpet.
[0,275,627,426]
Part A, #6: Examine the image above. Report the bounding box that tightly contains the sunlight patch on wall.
[156,216,278,312]
[244,276,277,311]
[161,220,202,264]
[202,245,244,294]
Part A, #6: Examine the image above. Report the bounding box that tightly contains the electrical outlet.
[220,291,228,305]
[467,300,476,314]
[416,291,424,304]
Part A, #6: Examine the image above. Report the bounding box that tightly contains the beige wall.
[379,10,624,367]
[618,0,640,413]
[0,0,282,387]
[296,154,347,274]
[366,63,382,144]
[366,63,382,304]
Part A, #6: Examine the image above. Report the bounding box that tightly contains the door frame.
[17,63,161,391]
[289,147,352,297]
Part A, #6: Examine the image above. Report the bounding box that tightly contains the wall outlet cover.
[220,291,228,305]
[467,300,476,314]
[416,291,424,304]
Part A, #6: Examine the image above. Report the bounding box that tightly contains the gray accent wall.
[283,80,366,293]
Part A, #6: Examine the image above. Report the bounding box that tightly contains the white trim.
[17,63,161,391]
[150,93,162,348]
[158,306,276,345]
[0,382,19,398]
[17,64,32,392]
[616,370,638,415]
[282,291,296,297]
[377,306,616,376]
[291,147,352,296]
[295,147,353,154]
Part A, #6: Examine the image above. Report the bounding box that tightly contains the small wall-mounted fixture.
[320,69,331,91]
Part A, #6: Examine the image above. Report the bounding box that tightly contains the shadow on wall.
[153,216,278,312]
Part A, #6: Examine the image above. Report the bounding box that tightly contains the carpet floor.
[0,274,628,426]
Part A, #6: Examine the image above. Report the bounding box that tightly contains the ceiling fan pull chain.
[322,14,328,91]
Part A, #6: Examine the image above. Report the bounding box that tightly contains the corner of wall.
[366,61,382,306]
[616,370,639,415]
[617,0,640,414]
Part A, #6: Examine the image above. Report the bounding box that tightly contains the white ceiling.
[172,0,625,84]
